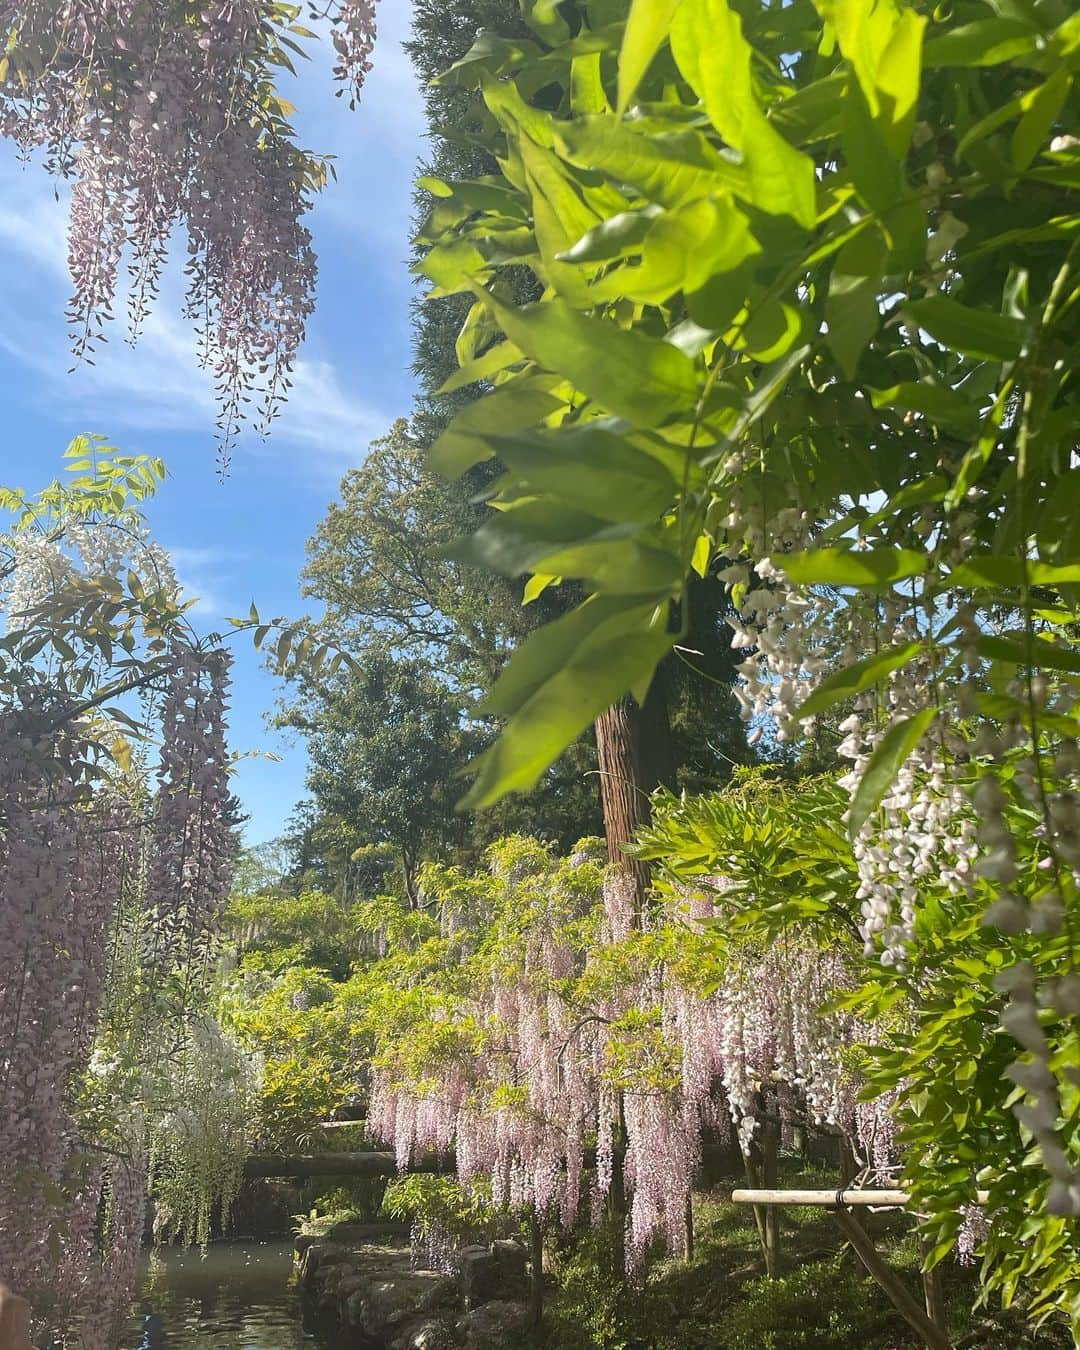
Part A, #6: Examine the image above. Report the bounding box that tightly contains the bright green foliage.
[639,768,1080,1334]
[280,645,476,901]
[0,438,186,773]
[223,891,371,1149]
[382,1174,505,1250]
[413,0,1080,804]
[636,770,860,943]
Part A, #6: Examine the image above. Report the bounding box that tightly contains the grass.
[538,1164,1071,1349]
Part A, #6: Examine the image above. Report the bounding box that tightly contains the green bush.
[721,1260,899,1350]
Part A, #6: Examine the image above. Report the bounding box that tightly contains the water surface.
[125,1241,348,1350]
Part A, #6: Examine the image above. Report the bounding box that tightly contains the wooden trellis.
[730,1187,989,1350]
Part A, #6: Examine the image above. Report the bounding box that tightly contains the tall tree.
[282,643,471,903]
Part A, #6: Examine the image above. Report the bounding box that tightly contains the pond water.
[124,1242,349,1350]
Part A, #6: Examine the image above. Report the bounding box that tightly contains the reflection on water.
[125,1242,348,1350]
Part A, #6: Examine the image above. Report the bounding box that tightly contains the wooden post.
[761,1102,781,1277]
[738,1145,768,1256]
[920,1238,947,1336]
[0,1286,31,1350]
[830,1210,951,1350]
[528,1210,544,1328]
[683,1192,695,1263]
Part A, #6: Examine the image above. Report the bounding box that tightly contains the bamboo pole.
[730,1188,988,1208]
[831,1210,951,1350]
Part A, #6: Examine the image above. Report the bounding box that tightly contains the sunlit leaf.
[848,708,937,838]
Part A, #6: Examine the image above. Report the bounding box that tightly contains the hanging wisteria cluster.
[0,481,253,1346]
[367,846,881,1270]
[149,1010,261,1248]
[147,643,239,978]
[0,0,379,458]
[717,493,1080,1221]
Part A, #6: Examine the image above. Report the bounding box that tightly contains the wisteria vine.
[0,0,379,460]
[366,842,888,1273]
[1,481,254,1346]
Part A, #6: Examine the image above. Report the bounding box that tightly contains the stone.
[490,1241,527,1291]
[345,1290,366,1328]
[388,1316,461,1350]
[312,1251,353,1296]
[335,1272,366,1303]
[459,1242,527,1309]
[297,1239,347,1286]
[326,1219,411,1243]
[360,1271,458,1339]
[457,1300,531,1349]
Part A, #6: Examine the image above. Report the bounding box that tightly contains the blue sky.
[0,7,426,845]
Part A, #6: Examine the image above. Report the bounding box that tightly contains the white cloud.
[0,171,399,469]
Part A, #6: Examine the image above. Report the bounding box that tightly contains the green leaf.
[465,599,675,805]
[848,708,937,838]
[923,19,1039,68]
[617,0,681,113]
[974,634,1080,674]
[447,500,681,593]
[690,532,711,578]
[571,51,609,116]
[795,642,926,719]
[670,0,817,227]
[434,29,541,87]
[1011,68,1071,172]
[415,239,489,296]
[437,340,523,394]
[522,573,560,604]
[816,0,927,153]
[903,297,1025,363]
[559,207,661,263]
[482,593,636,717]
[826,225,887,378]
[870,382,980,432]
[517,134,602,302]
[735,298,804,362]
[557,118,748,210]
[781,548,928,586]
[946,557,1080,588]
[978,693,1080,739]
[487,423,680,523]
[429,380,565,479]
[590,195,762,306]
[520,0,571,44]
[471,286,699,428]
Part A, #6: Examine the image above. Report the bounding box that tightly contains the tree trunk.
[594,697,651,905]
[593,671,677,1279]
[402,848,418,908]
[593,668,676,907]
[529,1210,544,1328]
